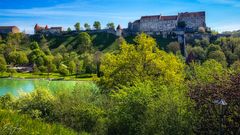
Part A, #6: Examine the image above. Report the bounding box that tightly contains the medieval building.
[127,11,206,35]
[0,26,20,34]
[34,24,63,34]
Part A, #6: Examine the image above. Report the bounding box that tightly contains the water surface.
[0,78,78,96]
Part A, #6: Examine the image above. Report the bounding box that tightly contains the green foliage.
[99,33,185,91]
[84,23,91,30]
[74,22,80,31]
[106,22,115,29]
[93,21,101,30]
[16,89,55,119]
[76,32,92,53]
[8,51,29,65]
[207,50,227,66]
[0,110,77,135]
[68,60,76,75]
[0,56,7,73]
[67,27,72,32]
[191,59,225,84]
[167,41,180,54]
[58,64,69,76]
[108,82,195,135]
[191,46,206,62]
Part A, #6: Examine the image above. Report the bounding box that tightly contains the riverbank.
[0,72,95,81]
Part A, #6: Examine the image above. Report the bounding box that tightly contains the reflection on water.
[0,78,77,96]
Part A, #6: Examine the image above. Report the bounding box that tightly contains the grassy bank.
[0,72,94,81]
[0,110,77,135]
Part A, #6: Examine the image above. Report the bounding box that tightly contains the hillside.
[31,32,176,53]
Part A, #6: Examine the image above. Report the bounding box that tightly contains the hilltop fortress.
[126,11,206,35]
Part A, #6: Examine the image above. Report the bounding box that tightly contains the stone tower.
[116,25,122,37]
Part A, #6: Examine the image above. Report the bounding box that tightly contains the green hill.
[31,32,175,53]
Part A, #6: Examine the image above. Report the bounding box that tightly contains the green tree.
[191,46,206,62]
[106,22,115,29]
[74,22,80,31]
[208,50,227,66]
[30,42,40,50]
[167,42,180,54]
[67,27,72,32]
[84,23,91,30]
[58,64,69,76]
[77,32,92,53]
[68,61,76,75]
[206,44,221,56]
[98,33,185,91]
[191,59,225,84]
[0,56,7,74]
[93,21,101,30]
[8,51,29,66]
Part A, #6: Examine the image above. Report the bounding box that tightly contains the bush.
[0,110,77,135]
[58,64,69,76]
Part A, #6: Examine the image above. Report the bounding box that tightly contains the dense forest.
[0,32,240,134]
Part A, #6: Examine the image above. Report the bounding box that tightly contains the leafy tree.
[93,21,101,30]
[58,64,69,76]
[74,22,80,31]
[191,46,206,62]
[190,73,240,134]
[208,50,227,66]
[8,51,29,66]
[53,53,63,68]
[81,53,95,74]
[191,59,225,84]
[68,61,76,75]
[76,32,92,53]
[30,42,40,50]
[108,78,195,135]
[206,44,221,56]
[98,33,185,91]
[0,56,7,74]
[67,27,72,32]
[167,42,180,54]
[84,23,91,30]
[106,22,115,29]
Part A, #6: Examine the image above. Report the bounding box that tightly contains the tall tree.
[106,22,115,29]
[93,21,101,30]
[74,22,80,31]
[84,23,91,30]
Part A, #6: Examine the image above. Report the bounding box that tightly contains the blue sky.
[0,0,240,33]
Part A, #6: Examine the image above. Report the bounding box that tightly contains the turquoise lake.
[0,78,79,96]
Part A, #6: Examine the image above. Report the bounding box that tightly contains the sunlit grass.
[0,110,77,135]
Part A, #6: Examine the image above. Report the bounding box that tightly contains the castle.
[34,24,62,34]
[126,11,206,35]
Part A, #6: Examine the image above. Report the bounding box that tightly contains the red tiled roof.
[141,15,161,20]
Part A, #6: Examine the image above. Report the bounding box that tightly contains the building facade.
[128,11,206,34]
[0,26,20,34]
[34,24,62,34]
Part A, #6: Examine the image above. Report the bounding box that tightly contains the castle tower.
[116,25,122,37]
[45,25,49,30]
[34,24,40,33]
